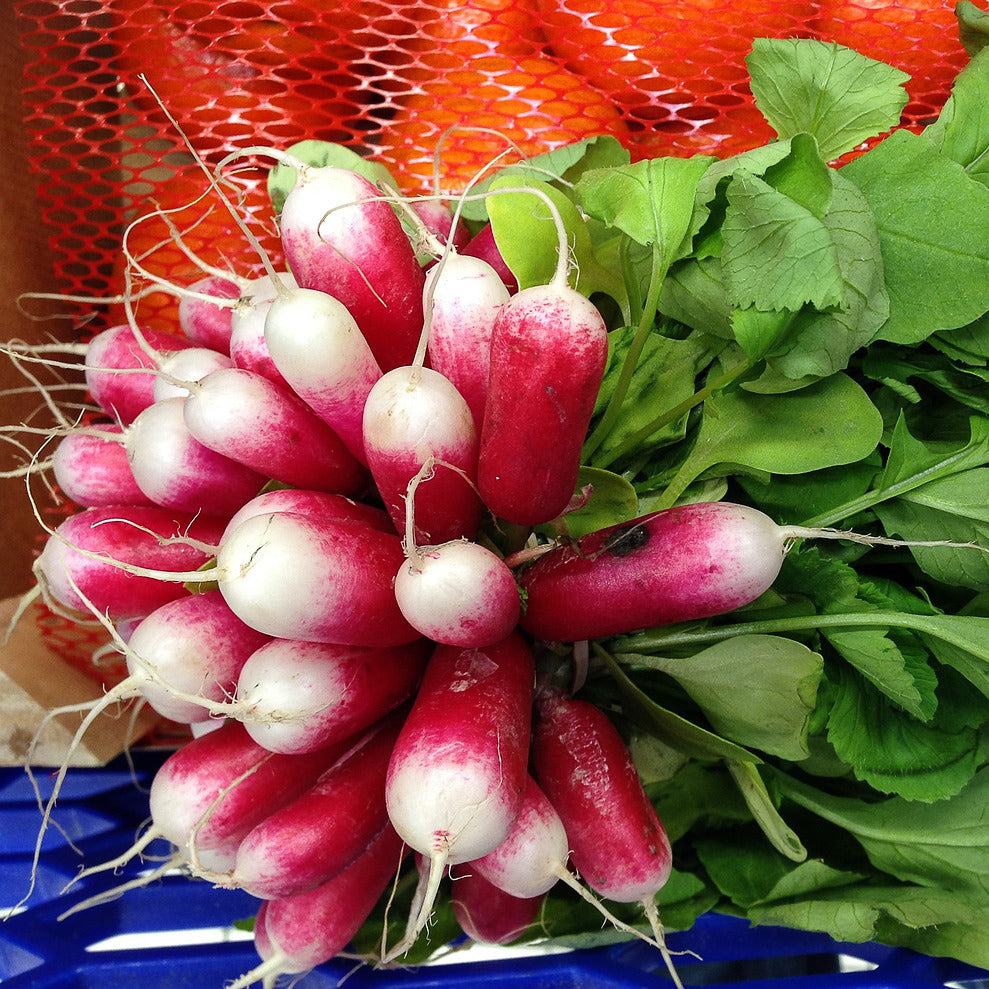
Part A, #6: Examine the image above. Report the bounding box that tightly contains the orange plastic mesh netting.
[13,0,969,324]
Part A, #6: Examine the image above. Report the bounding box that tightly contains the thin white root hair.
[226,950,292,989]
[781,524,989,557]
[56,853,183,921]
[642,895,694,989]
[381,847,448,964]
[60,822,163,894]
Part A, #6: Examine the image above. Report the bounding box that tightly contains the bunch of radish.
[7,144,930,989]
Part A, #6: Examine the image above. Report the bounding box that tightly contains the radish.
[519,502,811,642]
[125,397,266,515]
[229,637,429,754]
[413,199,471,254]
[268,156,426,371]
[178,272,241,353]
[152,346,235,402]
[51,718,358,911]
[383,631,534,959]
[124,589,270,724]
[477,192,608,526]
[263,285,382,464]
[230,823,408,989]
[423,252,510,431]
[461,221,519,293]
[85,323,194,425]
[51,424,149,508]
[180,366,367,495]
[467,773,664,949]
[228,279,296,390]
[392,463,519,647]
[450,866,542,945]
[232,714,403,898]
[34,504,226,620]
[146,720,357,868]
[214,511,419,646]
[362,365,482,545]
[531,689,681,986]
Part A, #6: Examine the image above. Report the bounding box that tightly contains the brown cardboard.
[1,2,69,602]
[0,595,161,767]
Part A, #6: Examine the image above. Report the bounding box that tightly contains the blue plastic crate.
[2,753,988,988]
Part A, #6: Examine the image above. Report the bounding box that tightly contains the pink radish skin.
[126,397,265,515]
[424,253,510,430]
[461,222,518,294]
[394,540,520,648]
[450,866,542,945]
[413,200,471,253]
[178,274,241,353]
[478,283,608,525]
[363,366,482,545]
[233,715,403,898]
[242,824,407,983]
[181,367,367,495]
[383,632,534,959]
[232,637,429,754]
[125,590,270,724]
[220,488,393,542]
[85,324,194,425]
[532,691,672,904]
[215,511,419,646]
[51,425,149,508]
[386,632,533,863]
[148,720,355,859]
[278,165,425,372]
[153,347,235,402]
[35,504,226,620]
[229,295,291,390]
[263,286,382,465]
[469,775,570,900]
[520,502,791,642]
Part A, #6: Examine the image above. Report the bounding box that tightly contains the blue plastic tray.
[3,753,988,988]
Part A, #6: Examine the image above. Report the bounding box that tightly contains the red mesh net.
[9,0,971,678]
[13,0,969,330]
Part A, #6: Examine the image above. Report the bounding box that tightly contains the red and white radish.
[51,424,150,508]
[362,364,482,545]
[269,156,426,372]
[232,714,403,898]
[214,511,419,646]
[180,366,367,495]
[450,866,542,946]
[477,190,608,526]
[229,637,428,754]
[519,502,798,642]
[532,689,680,985]
[394,535,520,648]
[34,504,226,620]
[125,396,265,515]
[231,823,408,988]
[124,589,270,724]
[383,631,534,959]
[263,285,382,464]
[424,252,509,431]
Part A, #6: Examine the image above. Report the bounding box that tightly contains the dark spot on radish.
[603,522,650,558]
